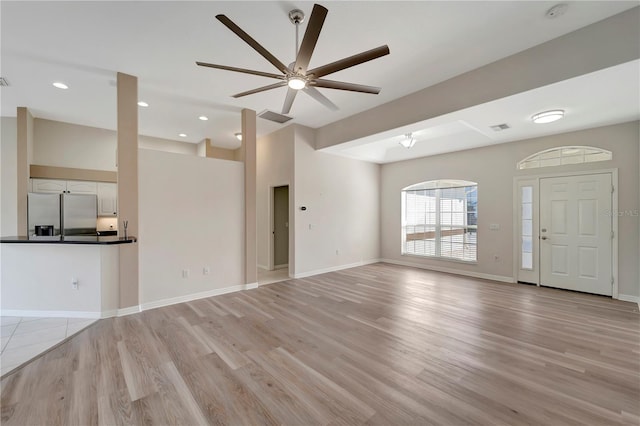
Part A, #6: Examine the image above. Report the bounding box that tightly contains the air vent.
[490,123,510,132]
[258,110,293,124]
[0,77,9,87]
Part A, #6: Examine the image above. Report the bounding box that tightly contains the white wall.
[138,149,244,306]
[380,121,640,297]
[256,126,294,270]
[1,117,18,236]
[293,125,381,277]
[0,244,117,316]
[139,134,197,156]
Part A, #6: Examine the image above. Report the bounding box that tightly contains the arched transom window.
[517,146,612,170]
[401,180,477,262]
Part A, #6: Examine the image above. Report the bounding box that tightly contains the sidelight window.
[402,180,477,262]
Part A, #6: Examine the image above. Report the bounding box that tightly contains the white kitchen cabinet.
[97,182,117,217]
[31,179,68,193]
[31,179,97,194]
[66,180,97,194]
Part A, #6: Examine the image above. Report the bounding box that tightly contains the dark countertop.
[0,235,137,245]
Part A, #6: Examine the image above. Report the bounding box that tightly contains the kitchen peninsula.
[0,236,136,318]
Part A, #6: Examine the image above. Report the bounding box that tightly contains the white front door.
[539,173,612,296]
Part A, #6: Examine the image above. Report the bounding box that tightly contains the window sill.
[401,253,478,265]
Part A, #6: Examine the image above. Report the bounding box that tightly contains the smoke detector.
[545,4,568,19]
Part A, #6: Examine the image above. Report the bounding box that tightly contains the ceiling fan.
[196,3,390,114]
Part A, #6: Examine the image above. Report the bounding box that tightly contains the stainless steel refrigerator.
[61,193,97,236]
[28,193,97,237]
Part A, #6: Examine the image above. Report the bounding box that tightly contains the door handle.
[541,236,548,240]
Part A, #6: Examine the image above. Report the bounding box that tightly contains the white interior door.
[540,173,612,296]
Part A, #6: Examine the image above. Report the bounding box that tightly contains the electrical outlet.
[71,277,79,290]
[182,269,189,278]
[203,267,210,275]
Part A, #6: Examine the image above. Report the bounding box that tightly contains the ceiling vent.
[0,77,9,87]
[490,123,510,132]
[257,110,293,124]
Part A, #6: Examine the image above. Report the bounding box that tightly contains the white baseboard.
[117,305,142,317]
[292,259,381,279]
[139,282,258,312]
[0,309,102,319]
[380,258,514,283]
[274,264,288,270]
[257,264,269,270]
[617,293,640,307]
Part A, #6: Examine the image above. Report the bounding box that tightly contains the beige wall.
[256,125,295,270]
[138,149,244,305]
[1,117,18,236]
[293,125,381,277]
[32,118,196,173]
[380,121,640,298]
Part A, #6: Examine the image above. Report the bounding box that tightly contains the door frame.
[512,168,618,298]
[268,184,290,271]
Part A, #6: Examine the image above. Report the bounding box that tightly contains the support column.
[241,109,257,285]
[16,107,33,235]
[117,72,139,309]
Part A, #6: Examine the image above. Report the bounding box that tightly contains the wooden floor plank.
[1,263,638,425]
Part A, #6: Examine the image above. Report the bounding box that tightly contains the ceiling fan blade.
[307,45,390,78]
[232,81,287,98]
[310,79,381,94]
[216,14,290,74]
[282,88,299,114]
[303,86,338,111]
[293,4,328,75]
[196,62,285,80]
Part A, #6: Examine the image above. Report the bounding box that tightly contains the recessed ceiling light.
[234,132,243,141]
[532,109,565,124]
[198,115,209,121]
[52,82,68,90]
[178,133,187,138]
[137,101,149,107]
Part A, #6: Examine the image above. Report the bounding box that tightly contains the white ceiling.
[1,1,638,156]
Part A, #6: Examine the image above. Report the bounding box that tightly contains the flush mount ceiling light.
[287,75,307,90]
[399,133,416,149]
[52,82,68,90]
[234,132,243,141]
[532,109,565,124]
[137,101,149,107]
[198,115,209,121]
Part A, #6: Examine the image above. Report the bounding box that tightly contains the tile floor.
[1,316,96,376]
[257,266,290,285]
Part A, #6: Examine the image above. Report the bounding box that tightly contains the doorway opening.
[258,185,290,286]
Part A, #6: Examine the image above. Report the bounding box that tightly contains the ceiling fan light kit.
[196,3,390,115]
[399,133,416,149]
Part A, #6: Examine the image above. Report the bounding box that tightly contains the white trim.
[139,283,258,312]
[257,264,269,271]
[274,263,288,269]
[292,259,381,279]
[117,305,141,317]
[381,258,514,283]
[617,294,640,306]
[0,309,102,319]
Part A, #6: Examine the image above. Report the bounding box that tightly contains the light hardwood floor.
[1,263,639,425]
